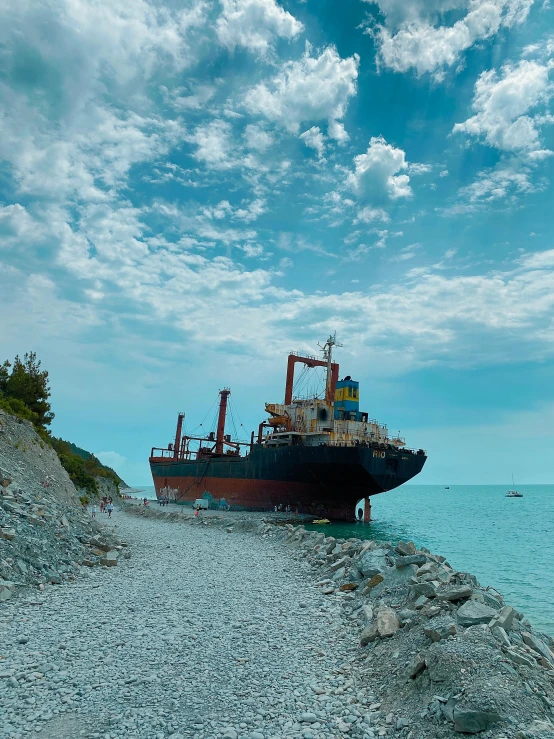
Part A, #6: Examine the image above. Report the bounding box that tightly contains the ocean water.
[131,483,554,635]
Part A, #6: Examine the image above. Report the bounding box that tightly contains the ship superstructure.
[149,336,426,520]
[262,334,403,451]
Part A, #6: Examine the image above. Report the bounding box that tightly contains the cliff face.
[0,411,121,599]
[0,411,78,505]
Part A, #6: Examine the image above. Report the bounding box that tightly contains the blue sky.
[1,0,554,486]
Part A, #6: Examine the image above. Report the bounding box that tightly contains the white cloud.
[366,0,535,79]
[453,60,554,154]
[163,83,217,111]
[244,44,359,135]
[347,136,413,200]
[187,120,235,169]
[216,0,303,54]
[299,126,326,158]
[519,248,554,269]
[235,198,267,222]
[244,124,275,151]
[0,204,40,247]
[328,120,349,143]
[202,200,234,219]
[354,206,390,223]
[96,451,127,470]
[457,165,535,203]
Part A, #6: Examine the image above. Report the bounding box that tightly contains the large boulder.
[453,707,501,734]
[521,632,554,665]
[456,601,498,627]
[395,540,416,556]
[492,605,517,632]
[355,548,388,578]
[395,554,427,568]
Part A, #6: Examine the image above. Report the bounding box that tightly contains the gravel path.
[0,510,375,739]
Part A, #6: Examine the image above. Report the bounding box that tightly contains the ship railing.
[150,448,179,459]
[324,440,422,453]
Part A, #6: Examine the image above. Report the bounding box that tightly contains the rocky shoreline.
[122,504,554,738]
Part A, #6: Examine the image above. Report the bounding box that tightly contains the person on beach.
[194,508,199,517]
[99,499,104,514]
[274,505,278,513]
[91,504,96,518]
[107,502,114,518]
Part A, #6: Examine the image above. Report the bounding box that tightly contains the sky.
[1,0,554,487]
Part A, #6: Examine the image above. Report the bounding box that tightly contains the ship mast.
[321,333,342,405]
[215,388,230,455]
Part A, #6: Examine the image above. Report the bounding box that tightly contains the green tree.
[4,352,54,428]
[0,360,10,395]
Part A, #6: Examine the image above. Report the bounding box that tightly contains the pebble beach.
[1,510,363,738]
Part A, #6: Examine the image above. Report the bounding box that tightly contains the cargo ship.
[149,335,427,520]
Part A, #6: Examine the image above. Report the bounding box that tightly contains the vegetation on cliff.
[0,352,122,496]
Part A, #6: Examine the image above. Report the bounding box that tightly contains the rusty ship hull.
[149,443,426,520]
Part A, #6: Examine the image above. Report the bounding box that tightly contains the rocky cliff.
[0,410,122,600]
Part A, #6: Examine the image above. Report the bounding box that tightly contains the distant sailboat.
[506,474,523,498]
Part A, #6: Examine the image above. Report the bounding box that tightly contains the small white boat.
[506,475,523,497]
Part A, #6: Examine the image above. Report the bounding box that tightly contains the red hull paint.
[152,474,357,520]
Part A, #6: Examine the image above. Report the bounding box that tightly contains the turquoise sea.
[133,483,554,635]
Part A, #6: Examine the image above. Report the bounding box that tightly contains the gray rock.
[482,591,502,610]
[381,564,418,588]
[424,617,457,642]
[361,604,374,623]
[394,541,416,556]
[0,580,15,601]
[356,548,388,578]
[491,625,511,647]
[435,585,473,601]
[505,648,537,669]
[456,600,498,627]
[100,552,119,567]
[453,708,501,734]
[411,581,437,598]
[376,606,399,637]
[395,554,427,568]
[407,653,426,679]
[413,595,429,609]
[521,632,554,665]
[493,605,517,632]
[360,622,379,646]
[330,556,350,572]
